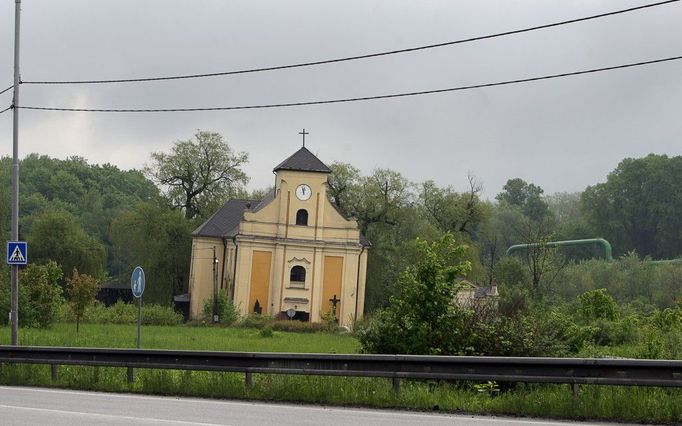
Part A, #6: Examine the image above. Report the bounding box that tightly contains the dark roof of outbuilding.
[192,199,257,238]
[100,277,129,290]
[273,147,332,174]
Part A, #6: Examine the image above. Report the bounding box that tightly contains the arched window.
[296,209,308,226]
[290,265,306,288]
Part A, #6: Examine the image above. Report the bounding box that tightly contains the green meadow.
[0,323,360,353]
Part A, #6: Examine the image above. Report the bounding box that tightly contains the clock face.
[295,184,312,201]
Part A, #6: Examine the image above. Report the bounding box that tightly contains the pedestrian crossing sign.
[7,241,27,265]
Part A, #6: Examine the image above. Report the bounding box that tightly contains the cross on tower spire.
[299,128,309,148]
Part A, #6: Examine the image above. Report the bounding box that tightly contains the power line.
[18,55,682,113]
[0,105,12,114]
[20,0,679,86]
[0,85,13,95]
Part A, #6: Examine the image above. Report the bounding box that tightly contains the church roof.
[273,147,332,174]
[192,194,370,247]
[192,199,257,238]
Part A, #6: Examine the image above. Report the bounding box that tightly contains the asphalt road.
[0,386,638,426]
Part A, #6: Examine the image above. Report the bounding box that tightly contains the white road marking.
[0,403,232,426]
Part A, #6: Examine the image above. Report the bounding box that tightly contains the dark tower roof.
[273,147,332,174]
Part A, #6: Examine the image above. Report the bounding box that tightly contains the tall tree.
[582,154,682,259]
[146,131,249,220]
[110,201,193,304]
[418,174,486,237]
[327,162,362,216]
[496,178,550,221]
[354,169,410,235]
[27,207,107,280]
[492,179,565,294]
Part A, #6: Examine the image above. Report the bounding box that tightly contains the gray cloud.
[0,0,680,196]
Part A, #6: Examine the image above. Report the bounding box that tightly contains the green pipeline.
[506,238,613,261]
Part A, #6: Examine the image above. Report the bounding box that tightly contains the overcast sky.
[0,0,680,198]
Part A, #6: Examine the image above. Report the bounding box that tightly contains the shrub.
[238,313,274,329]
[649,307,682,332]
[58,300,182,326]
[85,301,137,324]
[259,326,274,338]
[271,320,325,333]
[201,290,239,325]
[141,303,183,326]
[0,262,65,328]
[68,269,100,332]
[498,286,531,317]
[579,288,619,321]
[358,233,473,355]
[321,308,338,332]
[494,256,530,289]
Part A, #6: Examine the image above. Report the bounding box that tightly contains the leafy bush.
[494,256,530,289]
[201,290,239,325]
[554,256,682,308]
[140,303,184,326]
[649,307,682,332]
[24,262,65,328]
[0,262,64,328]
[259,326,274,338]
[498,286,531,317]
[57,300,182,326]
[579,289,619,321]
[271,320,326,333]
[84,301,136,324]
[232,314,329,333]
[358,233,584,357]
[237,313,274,329]
[67,269,100,332]
[358,233,473,355]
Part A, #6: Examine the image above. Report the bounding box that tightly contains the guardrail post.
[245,371,253,389]
[572,383,580,400]
[127,367,134,384]
[50,364,58,381]
[392,377,400,395]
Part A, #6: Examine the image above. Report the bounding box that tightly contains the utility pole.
[11,0,22,346]
[212,246,219,323]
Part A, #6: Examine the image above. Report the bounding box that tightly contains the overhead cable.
[0,105,12,114]
[18,55,682,113]
[20,0,679,85]
[0,85,14,96]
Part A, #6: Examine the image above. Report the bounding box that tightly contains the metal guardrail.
[0,346,681,389]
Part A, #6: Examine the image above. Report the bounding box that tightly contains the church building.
[188,145,369,326]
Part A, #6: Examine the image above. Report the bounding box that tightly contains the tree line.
[1,130,681,311]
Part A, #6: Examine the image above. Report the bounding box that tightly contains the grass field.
[0,323,360,353]
[0,323,680,424]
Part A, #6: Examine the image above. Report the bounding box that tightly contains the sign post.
[131,266,145,348]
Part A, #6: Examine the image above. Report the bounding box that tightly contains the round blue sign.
[131,266,145,298]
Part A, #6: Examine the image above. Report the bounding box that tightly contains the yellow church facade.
[188,147,369,326]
